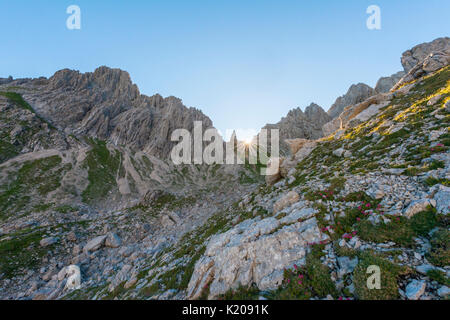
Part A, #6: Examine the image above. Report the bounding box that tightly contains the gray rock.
[327,83,376,119]
[405,280,426,300]
[333,148,345,157]
[403,199,436,218]
[105,232,121,248]
[66,231,78,242]
[337,256,358,277]
[433,185,450,215]
[187,212,329,299]
[375,71,405,93]
[40,237,58,247]
[273,191,300,213]
[437,286,450,298]
[84,235,107,253]
[401,37,450,72]
[416,264,435,275]
[393,51,450,91]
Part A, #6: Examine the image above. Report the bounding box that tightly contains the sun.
[243,138,253,146]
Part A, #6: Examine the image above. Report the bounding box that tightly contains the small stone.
[437,286,450,298]
[84,235,107,253]
[40,237,58,247]
[405,280,426,300]
[72,244,81,255]
[66,231,78,242]
[337,256,358,277]
[105,232,121,248]
[416,264,435,275]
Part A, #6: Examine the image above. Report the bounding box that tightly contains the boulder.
[284,138,309,155]
[187,212,329,299]
[293,141,317,162]
[64,265,81,290]
[333,148,345,157]
[393,51,450,91]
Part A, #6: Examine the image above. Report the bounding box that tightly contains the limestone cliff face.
[321,37,450,137]
[393,51,450,92]
[8,66,213,159]
[401,37,450,73]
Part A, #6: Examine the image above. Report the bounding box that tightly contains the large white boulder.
[186,206,328,299]
[64,265,81,290]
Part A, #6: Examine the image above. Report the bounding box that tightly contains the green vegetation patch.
[81,139,121,204]
[427,269,450,286]
[357,208,438,247]
[270,244,338,299]
[0,155,66,218]
[0,139,19,163]
[426,227,450,267]
[0,228,48,279]
[0,91,54,128]
[353,251,409,300]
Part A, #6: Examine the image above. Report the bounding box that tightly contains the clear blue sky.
[1,0,449,140]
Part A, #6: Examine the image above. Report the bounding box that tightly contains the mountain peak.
[327,83,375,119]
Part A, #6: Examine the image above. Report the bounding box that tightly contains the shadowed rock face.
[261,103,330,155]
[9,66,213,159]
[375,71,406,93]
[401,37,450,73]
[327,83,376,119]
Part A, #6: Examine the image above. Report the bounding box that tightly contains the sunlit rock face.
[401,37,450,73]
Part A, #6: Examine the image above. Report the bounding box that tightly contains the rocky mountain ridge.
[3,66,214,160]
